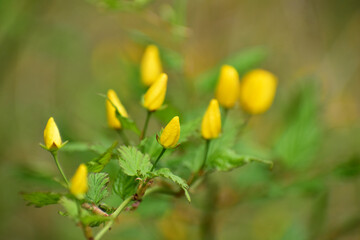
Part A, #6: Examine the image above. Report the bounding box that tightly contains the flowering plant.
[22,45,276,240]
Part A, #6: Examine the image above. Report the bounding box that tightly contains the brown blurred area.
[0,0,360,239]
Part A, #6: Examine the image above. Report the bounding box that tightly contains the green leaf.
[139,133,163,159]
[152,168,191,202]
[61,142,92,152]
[59,196,79,220]
[59,197,109,226]
[115,112,141,135]
[22,192,61,208]
[118,146,152,178]
[86,141,117,173]
[80,214,110,227]
[181,144,205,172]
[209,149,273,171]
[113,170,139,200]
[86,173,109,204]
[178,118,201,144]
[274,80,322,169]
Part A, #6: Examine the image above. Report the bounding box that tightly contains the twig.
[94,196,133,240]
[82,203,109,217]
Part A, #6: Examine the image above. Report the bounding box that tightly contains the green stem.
[51,151,69,187]
[222,107,229,127]
[200,140,211,172]
[76,200,94,240]
[201,175,218,240]
[140,111,152,140]
[151,148,166,171]
[117,129,129,146]
[235,114,252,141]
[94,196,133,240]
[143,185,176,197]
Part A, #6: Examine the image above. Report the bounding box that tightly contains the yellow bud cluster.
[214,65,277,115]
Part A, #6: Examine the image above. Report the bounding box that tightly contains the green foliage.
[113,170,139,200]
[86,141,117,173]
[151,168,191,202]
[139,133,163,159]
[59,196,110,226]
[333,155,360,179]
[81,214,110,227]
[118,146,152,178]
[208,148,273,172]
[274,80,322,169]
[62,142,93,152]
[59,197,79,220]
[86,173,109,204]
[182,144,206,172]
[22,192,61,208]
[178,118,201,144]
[115,113,141,136]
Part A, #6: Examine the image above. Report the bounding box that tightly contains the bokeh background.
[1,0,360,239]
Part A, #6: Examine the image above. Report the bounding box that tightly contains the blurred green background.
[1,0,360,239]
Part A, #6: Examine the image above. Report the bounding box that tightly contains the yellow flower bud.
[201,99,221,140]
[215,65,240,109]
[70,164,88,199]
[106,89,128,129]
[159,116,180,149]
[143,73,168,111]
[140,45,163,86]
[43,117,62,150]
[239,69,277,115]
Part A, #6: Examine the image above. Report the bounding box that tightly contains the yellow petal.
[140,45,163,86]
[106,89,128,129]
[215,65,240,108]
[239,69,277,115]
[159,116,180,149]
[201,99,221,139]
[70,164,88,198]
[43,117,62,150]
[143,73,168,111]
